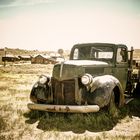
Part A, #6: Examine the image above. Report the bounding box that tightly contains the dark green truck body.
[28,43,140,113]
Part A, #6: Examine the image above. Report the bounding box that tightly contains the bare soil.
[0,64,140,140]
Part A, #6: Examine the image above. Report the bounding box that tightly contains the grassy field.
[0,64,140,140]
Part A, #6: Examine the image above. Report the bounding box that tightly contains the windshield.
[72,46,113,62]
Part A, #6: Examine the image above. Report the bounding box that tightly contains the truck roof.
[72,43,127,49]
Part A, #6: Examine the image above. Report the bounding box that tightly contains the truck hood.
[53,60,109,80]
[63,60,108,66]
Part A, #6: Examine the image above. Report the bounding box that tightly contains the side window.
[117,48,127,63]
[73,48,90,60]
[73,48,79,59]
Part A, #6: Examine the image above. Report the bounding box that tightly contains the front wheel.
[108,91,119,117]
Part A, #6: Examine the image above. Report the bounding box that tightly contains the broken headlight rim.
[81,73,93,86]
[38,75,49,84]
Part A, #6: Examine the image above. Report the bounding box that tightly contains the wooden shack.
[2,55,19,62]
[18,55,32,61]
[31,54,56,64]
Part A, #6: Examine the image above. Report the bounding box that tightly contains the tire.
[133,82,140,98]
[108,91,119,117]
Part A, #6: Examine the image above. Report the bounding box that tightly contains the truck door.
[114,47,128,92]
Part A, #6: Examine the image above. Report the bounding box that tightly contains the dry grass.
[0,64,140,140]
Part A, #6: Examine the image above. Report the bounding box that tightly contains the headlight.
[39,75,48,84]
[81,74,93,85]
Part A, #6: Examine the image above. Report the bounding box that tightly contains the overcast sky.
[0,0,140,51]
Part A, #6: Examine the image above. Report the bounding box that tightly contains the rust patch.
[65,106,70,112]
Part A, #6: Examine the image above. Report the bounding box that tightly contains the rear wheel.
[108,91,119,117]
[133,82,140,98]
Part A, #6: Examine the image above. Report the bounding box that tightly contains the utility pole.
[4,47,6,67]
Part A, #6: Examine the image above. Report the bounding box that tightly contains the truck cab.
[70,43,128,92]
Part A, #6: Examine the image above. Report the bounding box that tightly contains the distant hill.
[0,48,51,56]
[0,47,70,56]
[134,49,140,60]
[134,49,140,53]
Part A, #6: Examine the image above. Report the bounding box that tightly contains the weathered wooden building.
[18,55,32,61]
[31,54,56,64]
[2,55,19,62]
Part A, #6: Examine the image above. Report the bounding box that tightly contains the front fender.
[85,75,124,108]
[30,75,52,103]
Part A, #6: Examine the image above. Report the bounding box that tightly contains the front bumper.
[27,103,100,113]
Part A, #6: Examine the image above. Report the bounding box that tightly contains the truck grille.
[51,78,76,105]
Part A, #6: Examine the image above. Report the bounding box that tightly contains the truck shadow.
[24,99,140,133]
